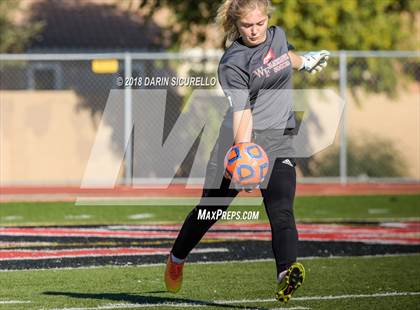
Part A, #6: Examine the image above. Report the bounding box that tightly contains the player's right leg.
[165,124,237,293]
[165,178,238,293]
[164,252,185,293]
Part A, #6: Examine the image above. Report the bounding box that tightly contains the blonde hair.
[216,0,273,47]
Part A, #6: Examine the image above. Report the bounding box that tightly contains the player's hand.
[233,183,260,193]
[300,50,330,74]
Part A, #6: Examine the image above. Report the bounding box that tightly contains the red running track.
[0,247,171,261]
[0,222,418,245]
[0,222,418,260]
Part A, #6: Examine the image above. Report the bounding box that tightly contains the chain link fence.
[0,51,419,185]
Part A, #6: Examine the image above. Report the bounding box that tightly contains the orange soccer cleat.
[164,254,184,293]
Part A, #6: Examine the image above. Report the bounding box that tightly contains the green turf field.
[1,194,419,309]
[0,195,419,226]
[0,254,419,309]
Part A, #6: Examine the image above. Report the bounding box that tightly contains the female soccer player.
[165,0,329,303]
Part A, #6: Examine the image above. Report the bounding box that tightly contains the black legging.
[171,125,298,275]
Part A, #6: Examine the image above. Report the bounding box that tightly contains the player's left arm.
[288,51,304,70]
[233,109,253,144]
[288,50,330,74]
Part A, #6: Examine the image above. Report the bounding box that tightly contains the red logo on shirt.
[263,48,275,65]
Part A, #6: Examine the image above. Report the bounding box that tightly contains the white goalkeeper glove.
[299,50,330,74]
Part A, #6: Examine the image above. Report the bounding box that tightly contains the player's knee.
[266,199,294,214]
[267,204,296,230]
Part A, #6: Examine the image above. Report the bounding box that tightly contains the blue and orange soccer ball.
[224,142,269,187]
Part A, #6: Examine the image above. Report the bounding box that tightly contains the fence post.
[339,50,348,185]
[124,52,133,186]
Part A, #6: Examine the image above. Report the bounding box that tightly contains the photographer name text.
[117,76,217,87]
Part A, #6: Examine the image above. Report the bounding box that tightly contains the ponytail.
[216,0,239,48]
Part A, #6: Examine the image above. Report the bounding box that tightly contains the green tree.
[138,0,418,50]
[269,0,419,97]
[0,0,44,53]
[304,135,407,177]
[270,0,418,51]
[137,0,419,95]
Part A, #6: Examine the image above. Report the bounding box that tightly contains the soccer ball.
[224,142,269,187]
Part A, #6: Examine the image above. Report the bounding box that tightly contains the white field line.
[0,300,31,304]
[43,291,420,310]
[297,217,420,222]
[269,308,310,310]
[45,304,309,310]
[64,215,92,220]
[44,303,201,309]
[217,291,420,304]
[1,253,420,273]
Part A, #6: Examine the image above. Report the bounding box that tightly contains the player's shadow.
[43,291,273,309]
